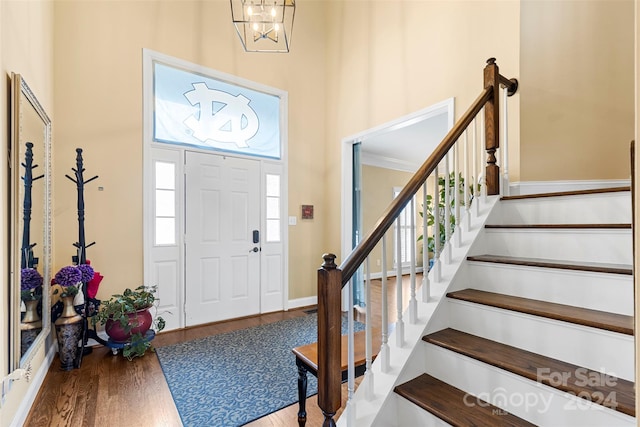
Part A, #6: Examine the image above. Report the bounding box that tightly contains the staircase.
[372,187,636,426]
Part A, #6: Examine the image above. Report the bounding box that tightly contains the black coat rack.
[21,142,44,270]
[65,148,100,366]
[65,148,98,265]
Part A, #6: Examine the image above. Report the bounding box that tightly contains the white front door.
[185,152,261,325]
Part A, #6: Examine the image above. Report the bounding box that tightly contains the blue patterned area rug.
[156,313,364,426]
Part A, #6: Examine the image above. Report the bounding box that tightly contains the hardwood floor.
[24,274,417,427]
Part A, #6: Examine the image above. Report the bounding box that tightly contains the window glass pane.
[266,219,280,242]
[393,190,416,266]
[155,161,175,189]
[266,174,280,197]
[156,189,175,217]
[266,197,279,219]
[155,218,175,245]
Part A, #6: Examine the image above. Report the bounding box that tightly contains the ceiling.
[360,111,449,173]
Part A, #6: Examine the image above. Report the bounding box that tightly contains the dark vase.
[54,296,83,370]
[105,308,152,343]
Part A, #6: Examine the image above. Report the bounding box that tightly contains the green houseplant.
[93,285,165,360]
[418,172,478,255]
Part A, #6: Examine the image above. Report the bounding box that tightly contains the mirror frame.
[9,73,52,371]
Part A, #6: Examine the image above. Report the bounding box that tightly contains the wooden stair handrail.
[340,86,492,283]
[317,58,518,427]
[339,58,516,284]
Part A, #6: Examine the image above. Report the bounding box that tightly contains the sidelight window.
[154,161,176,245]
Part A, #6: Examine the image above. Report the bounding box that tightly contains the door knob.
[250,247,259,253]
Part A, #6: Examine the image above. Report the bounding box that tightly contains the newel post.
[317,253,342,427]
[484,57,500,195]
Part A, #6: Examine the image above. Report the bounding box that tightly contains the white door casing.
[147,148,286,330]
[260,161,285,314]
[148,148,183,331]
[143,49,288,331]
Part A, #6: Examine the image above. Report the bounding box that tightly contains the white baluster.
[464,130,471,232]
[380,235,390,372]
[502,86,510,196]
[395,217,404,347]
[432,165,441,282]
[364,258,374,400]
[346,395,355,427]
[472,118,479,217]
[409,197,417,324]
[454,143,461,248]
[347,277,355,403]
[421,184,430,302]
[443,153,451,264]
[481,108,487,204]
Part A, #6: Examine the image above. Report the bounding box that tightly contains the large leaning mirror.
[9,73,52,371]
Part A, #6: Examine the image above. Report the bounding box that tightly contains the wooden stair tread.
[394,373,536,426]
[501,187,630,201]
[446,289,634,335]
[423,328,635,417]
[485,223,631,229]
[467,254,633,275]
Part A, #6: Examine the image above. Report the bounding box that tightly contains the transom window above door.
[153,61,281,159]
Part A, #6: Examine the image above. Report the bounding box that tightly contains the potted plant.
[93,285,165,360]
[418,172,477,256]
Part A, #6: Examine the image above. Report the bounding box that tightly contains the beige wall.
[324,0,521,260]
[1,1,54,424]
[520,0,635,182]
[52,1,328,302]
[1,1,638,423]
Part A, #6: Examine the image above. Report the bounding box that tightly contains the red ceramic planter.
[105,308,152,343]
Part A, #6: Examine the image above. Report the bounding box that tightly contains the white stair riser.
[489,193,631,224]
[423,344,636,426]
[459,262,633,315]
[477,229,632,265]
[448,300,634,381]
[377,395,452,427]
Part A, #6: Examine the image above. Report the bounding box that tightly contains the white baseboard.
[288,296,317,310]
[10,343,56,427]
[509,179,630,196]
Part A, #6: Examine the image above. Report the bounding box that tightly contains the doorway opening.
[341,98,454,308]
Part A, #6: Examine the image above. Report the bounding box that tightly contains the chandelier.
[230,0,296,53]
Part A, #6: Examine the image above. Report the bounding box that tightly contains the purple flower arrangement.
[55,266,82,287]
[77,263,95,284]
[21,268,43,290]
[54,266,82,297]
[54,264,96,298]
[20,268,43,301]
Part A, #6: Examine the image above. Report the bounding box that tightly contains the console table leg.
[296,360,308,427]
